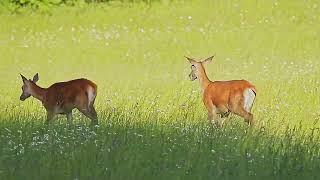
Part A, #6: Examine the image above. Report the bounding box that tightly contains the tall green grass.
[0,0,320,179]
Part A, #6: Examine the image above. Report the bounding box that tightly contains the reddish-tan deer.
[186,56,257,126]
[19,73,98,125]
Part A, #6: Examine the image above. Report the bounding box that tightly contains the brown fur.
[20,74,98,125]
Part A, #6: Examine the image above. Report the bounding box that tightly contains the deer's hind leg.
[78,107,98,125]
[88,93,98,125]
[88,105,98,125]
[230,93,254,126]
[233,108,254,126]
[86,88,98,125]
[73,93,94,124]
[76,96,98,125]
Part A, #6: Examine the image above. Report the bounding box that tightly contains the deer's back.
[48,78,96,91]
[45,78,97,109]
[204,80,256,105]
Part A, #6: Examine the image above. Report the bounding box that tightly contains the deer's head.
[20,73,39,101]
[186,56,214,81]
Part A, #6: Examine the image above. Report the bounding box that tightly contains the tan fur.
[186,56,257,126]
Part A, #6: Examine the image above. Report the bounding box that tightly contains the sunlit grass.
[0,0,320,179]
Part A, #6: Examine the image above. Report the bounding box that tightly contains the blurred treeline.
[0,0,163,13]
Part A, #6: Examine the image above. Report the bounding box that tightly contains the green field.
[1,0,320,179]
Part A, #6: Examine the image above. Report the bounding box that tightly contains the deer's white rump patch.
[243,88,256,112]
[87,86,96,107]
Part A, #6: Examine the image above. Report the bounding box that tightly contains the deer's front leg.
[204,98,220,126]
[208,107,220,127]
[66,112,73,124]
[45,111,55,125]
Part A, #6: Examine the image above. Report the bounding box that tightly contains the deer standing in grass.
[186,56,257,126]
[19,73,98,125]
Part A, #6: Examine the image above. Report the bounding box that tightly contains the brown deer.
[186,56,257,126]
[19,73,98,125]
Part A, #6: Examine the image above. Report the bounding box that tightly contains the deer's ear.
[185,56,196,64]
[202,55,214,65]
[20,74,28,83]
[33,73,39,83]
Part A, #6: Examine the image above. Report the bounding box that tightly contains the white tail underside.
[243,88,256,112]
[87,86,96,107]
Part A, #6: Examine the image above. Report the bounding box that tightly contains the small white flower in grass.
[5,128,11,133]
[8,140,13,146]
[44,134,49,141]
[188,16,192,20]
[32,136,39,141]
[30,142,36,147]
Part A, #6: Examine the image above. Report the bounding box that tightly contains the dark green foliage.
[1,0,161,13]
[1,117,320,180]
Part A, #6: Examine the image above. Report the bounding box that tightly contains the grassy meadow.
[1,0,320,179]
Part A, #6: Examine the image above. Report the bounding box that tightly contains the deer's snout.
[189,72,197,81]
[20,93,30,101]
[20,95,26,101]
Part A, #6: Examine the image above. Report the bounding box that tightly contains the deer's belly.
[53,104,74,114]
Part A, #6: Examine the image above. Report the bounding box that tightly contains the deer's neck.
[198,65,211,91]
[29,83,47,103]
